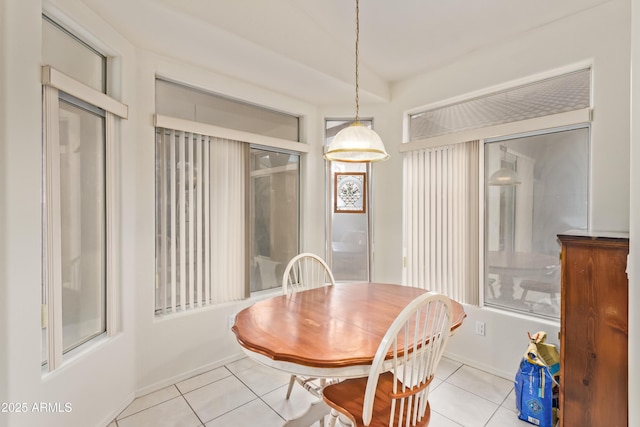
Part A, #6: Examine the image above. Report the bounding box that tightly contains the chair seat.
[323,371,432,427]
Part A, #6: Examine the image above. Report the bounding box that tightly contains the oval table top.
[231,282,466,377]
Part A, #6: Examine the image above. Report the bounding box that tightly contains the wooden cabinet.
[558,231,629,427]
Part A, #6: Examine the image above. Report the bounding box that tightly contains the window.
[484,126,589,319]
[154,82,306,312]
[42,17,127,370]
[402,68,591,315]
[408,69,590,141]
[249,149,300,292]
[42,16,106,92]
[156,79,300,142]
[325,119,372,282]
[57,97,107,352]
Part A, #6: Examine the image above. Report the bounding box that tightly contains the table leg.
[498,274,515,302]
[325,409,352,427]
[327,409,338,427]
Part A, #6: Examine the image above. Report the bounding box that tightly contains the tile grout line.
[114,384,182,422]
[113,358,515,427]
[175,386,207,427]
[177,366,256,426]
[228,369,289,424]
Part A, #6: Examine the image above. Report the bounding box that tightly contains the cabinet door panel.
[559,235,628,427]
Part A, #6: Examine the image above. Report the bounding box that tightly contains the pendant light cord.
[354,0,360,123]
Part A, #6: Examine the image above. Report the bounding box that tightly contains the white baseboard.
[444,350,516,381]
[99,391,136,427]
[134,352,247,398]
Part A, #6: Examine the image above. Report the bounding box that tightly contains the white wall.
[0,0,10,414]
[0,1,138,426]
[371,0,631,379]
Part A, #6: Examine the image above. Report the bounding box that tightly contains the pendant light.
[488,145,521,186]
[324,0,389,163]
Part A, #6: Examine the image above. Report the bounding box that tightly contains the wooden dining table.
[487,251,559,302]
[231,282,466,426]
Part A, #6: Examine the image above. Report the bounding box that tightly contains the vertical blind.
[403,140,479,305]
[156,129,247,313]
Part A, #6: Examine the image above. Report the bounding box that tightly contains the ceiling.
[79,0,611,105]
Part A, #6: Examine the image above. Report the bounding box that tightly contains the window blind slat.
[159,131,169,314]
[204,140,211,305]
[179,133,187,310]
[196,135,203,307]
[170,130,178,313]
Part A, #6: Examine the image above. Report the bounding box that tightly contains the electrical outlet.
[475,321,486,336]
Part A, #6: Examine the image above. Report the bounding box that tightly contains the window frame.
[153,115,308,314]
[482,124,590,319]
[42,66,127,371]
[324,118,374,283]
[401,67,592,317]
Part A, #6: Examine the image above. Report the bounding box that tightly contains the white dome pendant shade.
[325,122,389,163]
[324,0,389,163]
[488,167,521,186]
[488,144,521,186]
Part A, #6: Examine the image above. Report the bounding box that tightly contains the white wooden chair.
[282,252,335,295]
[282,253,337,403]
[322,292,453,427]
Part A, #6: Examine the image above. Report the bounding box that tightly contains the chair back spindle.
[323,292,453,427]
[282,253,335,294]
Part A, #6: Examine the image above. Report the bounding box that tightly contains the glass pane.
[59,99,106,351]
[484,127,589,319]
[326,120,371,282]
[42,17,106,93]
[249,149,299,292]
[156,80,300,142]
[409,69,590,140]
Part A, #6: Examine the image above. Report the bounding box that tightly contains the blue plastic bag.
[514,358,558,427]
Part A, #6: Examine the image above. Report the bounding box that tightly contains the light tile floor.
[109,357,534,427]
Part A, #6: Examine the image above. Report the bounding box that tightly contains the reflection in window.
[59,98,107,352]
[484,126,589,319]
[250,149,300,292]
